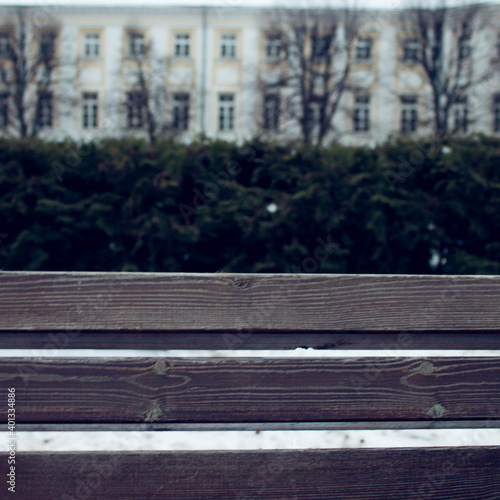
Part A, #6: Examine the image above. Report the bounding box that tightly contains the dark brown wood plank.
[2,272,500,333]
[2,330,500,350]
[3,357,500,425]
[3,448,499,499]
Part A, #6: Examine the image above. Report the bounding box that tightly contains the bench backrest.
[1,272,499,499]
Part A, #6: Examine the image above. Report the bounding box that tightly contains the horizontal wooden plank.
[1,272,500,333]
[2,330,500,350]
[3,448,500,499]
[3,357,500,425]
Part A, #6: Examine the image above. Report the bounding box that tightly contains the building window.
[305,101,321,130]
[263,94,280,130]
[494,95,500,132]
[312,35,331,60]
[356,36,372,61]
[402,37,420,63]
[0,93,8,128]
[37,91,53,128]
[353,95,370,132]
[0,33,10,57]
[218,94,234,131]
[128,32,145,57]
[173,93,190,131]
[127,91,145,128]
[265,34,282,60]
[401,96,418,133]
[458,24,471,59]
[84,33,100,58]
[454,96,468,133]
[36,64,53,85]
[174,34,190,57]
[39,32,56,60]
[220,34,236,59]
[82,93,98,129]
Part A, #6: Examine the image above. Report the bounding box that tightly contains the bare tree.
[121,29,192,145]
[258,6,359,147]
[401,1,489,135]
[0,6,65,137]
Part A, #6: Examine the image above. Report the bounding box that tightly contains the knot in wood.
[427,403,446,419]
[231,277,250,289]
[143,401,163,422]
[154,360,169,374]
[418,361,435,375]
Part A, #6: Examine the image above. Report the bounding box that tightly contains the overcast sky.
[0,0,497,8]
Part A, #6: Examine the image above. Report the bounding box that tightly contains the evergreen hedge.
[1,135,499,274]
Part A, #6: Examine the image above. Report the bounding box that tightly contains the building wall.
[0,4,499,144]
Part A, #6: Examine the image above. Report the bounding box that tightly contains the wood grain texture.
[1,272,500,333]
[3,357,499,425]
[3,448,499,499]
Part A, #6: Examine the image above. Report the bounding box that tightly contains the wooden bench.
[1,271,499,499]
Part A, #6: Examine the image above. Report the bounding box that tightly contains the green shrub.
[1,135,499,274]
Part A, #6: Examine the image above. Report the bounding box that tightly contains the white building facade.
[0,4,500,145]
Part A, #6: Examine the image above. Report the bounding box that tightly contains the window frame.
[402,37,420,64]
[83,33,100,58]
[174,33,190,58]
[82,92,99,129]
[220,34,237,59]
[305,100,321,131]
[218,93,235,131]
[353,94,370,133]
[38,31,56,61]
[127,90,146,129]
[454,96,469,133]
[128,32,146,58]
[458,24,472,60]
[312,34,331,60]
[400,95,418,134]
[355,36,373,61]
[37,91,53,128]
[265,34,282,61]
[263,93,280,130]
[173,93,190,131]
[0,32,10,58]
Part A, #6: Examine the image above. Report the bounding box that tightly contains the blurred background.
[0,1,499,275]
[1,0,500,453]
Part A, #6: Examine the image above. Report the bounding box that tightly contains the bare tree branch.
[0,6,65,138]
[401,1,490,135]
[121,28,192,145]
[258,5,359,146]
